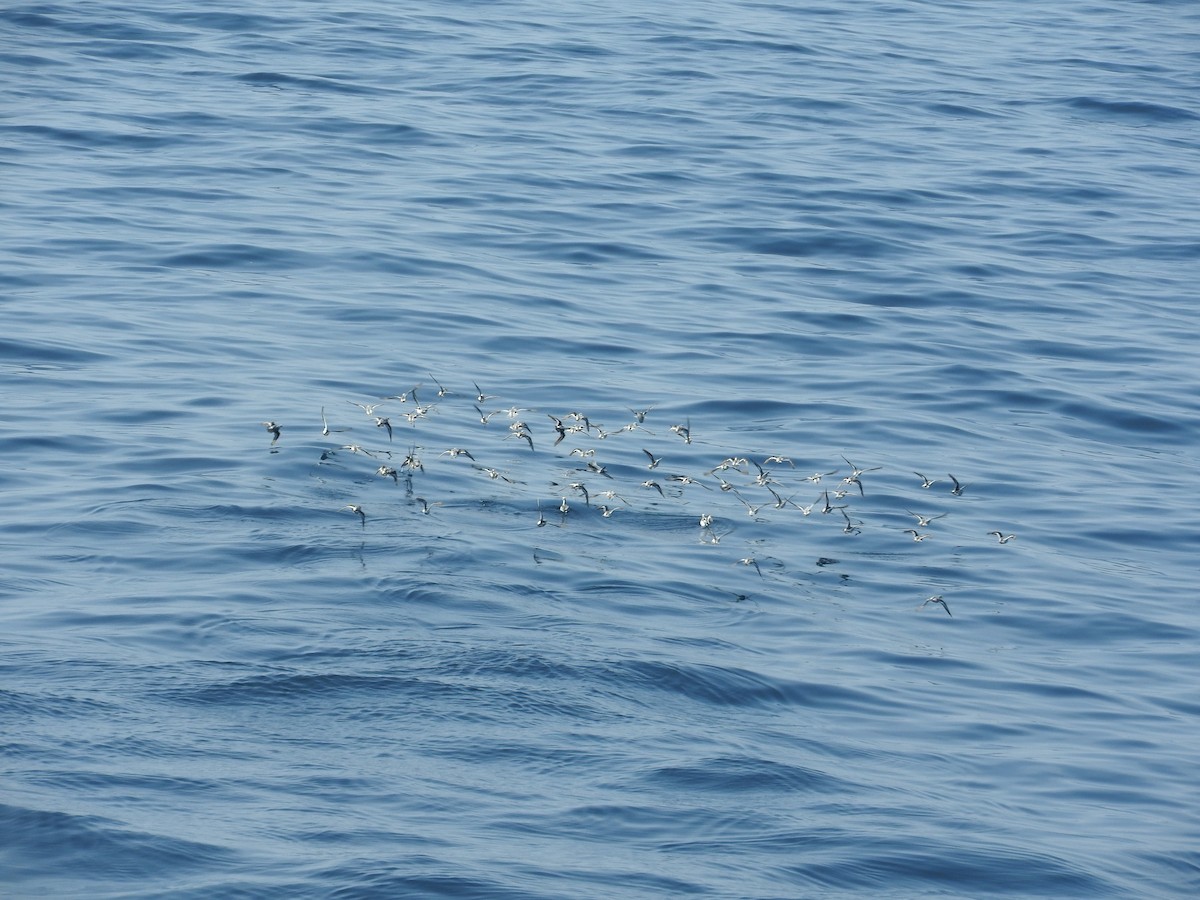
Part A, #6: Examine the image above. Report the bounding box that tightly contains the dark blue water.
[3,2,1200,896]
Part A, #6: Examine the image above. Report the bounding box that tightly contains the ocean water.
[3,1,1200,896]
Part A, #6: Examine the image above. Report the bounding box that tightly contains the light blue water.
[3,1,1200,897]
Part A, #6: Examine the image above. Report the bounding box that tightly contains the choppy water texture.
[3,1,1200,896]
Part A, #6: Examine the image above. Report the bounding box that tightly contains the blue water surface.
[3,1,1200,897]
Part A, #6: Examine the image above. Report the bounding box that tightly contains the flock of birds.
[263,376,1017,617]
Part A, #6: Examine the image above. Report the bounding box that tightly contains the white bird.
[342,504,366,527]
[428,374,453,397]
[907,510,946,527]
[736,557,764,578]
[474,404,501,425]
[320,408,347,436]
[920,595,952,617]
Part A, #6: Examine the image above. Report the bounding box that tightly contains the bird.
[506,430,534,452]
[415,497,440,515]
[401,450,424,472]
[586,461,612,479]
[806,470,837,484]
[668,474,710,490]
[569,482,590,505]
[904,529,930,542]
[442,447,476,461]
[948,473,967,496]
[988,531,1016,544]
[749,459,774,487]
[383,384,421,405]
[376,465,399,484]
[698,513,714,528]
[428,374,452,397]
[709,457,748,474]
[567,411,594,432]
[404,406,432,425]
[374,416,393,441]
[713,475,740,494]
[474,405,501,425]
[821,490,845,515]
[920,595,952,617]
[642,480,665,497]
[907,510,946,527]
[915,472,938,489]
[320,408,347,436]
[841,456,881,478]
[342,504,366,527]
[479,466,514,483]
[262,421,281,444]
[738,497,765,517]
[629,406,654,423]
[349,400,384,416]
[841,509,862,535]
[473,382,493,403]
[642,449,662,469]
[670,418,692,444]
[599,505,618,518]
[736,557,764,578]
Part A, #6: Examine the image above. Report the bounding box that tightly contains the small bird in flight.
[320,408,347,436]
[736,557,764,578]
[906,510,946,527]
[920,595,952,617]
